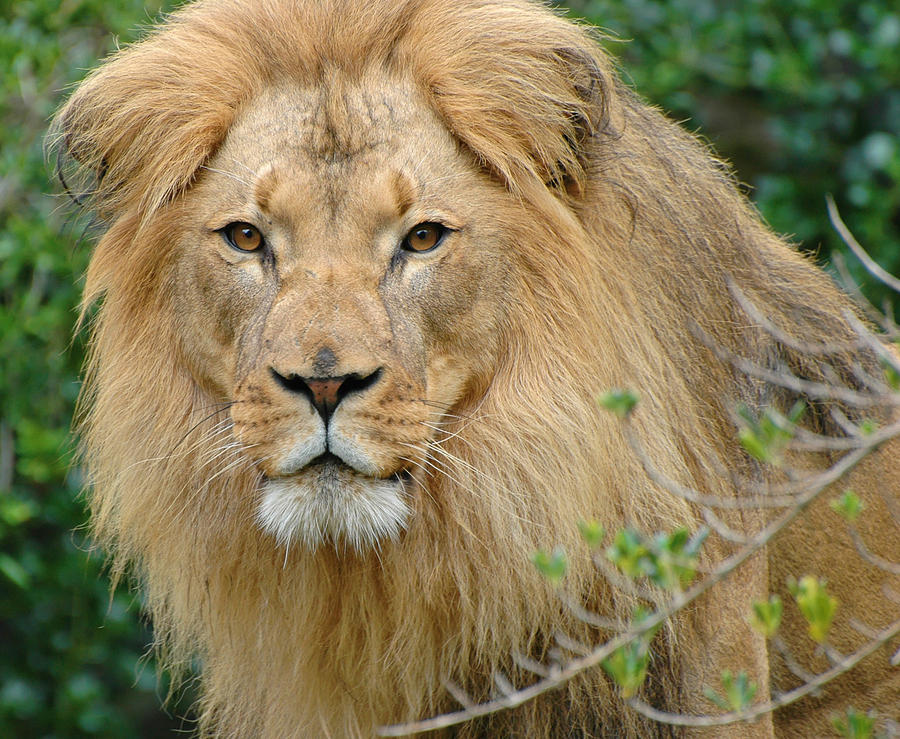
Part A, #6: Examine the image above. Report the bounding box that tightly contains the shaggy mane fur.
[55,1,897,736]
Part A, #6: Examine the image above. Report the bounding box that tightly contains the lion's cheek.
[172,253,266,400]
[415,262,509,388]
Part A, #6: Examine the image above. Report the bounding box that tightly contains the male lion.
[56,0,898,736]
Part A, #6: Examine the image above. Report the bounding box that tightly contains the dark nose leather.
[270,367,382,423]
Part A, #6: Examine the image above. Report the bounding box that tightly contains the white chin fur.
[257,467,411,553]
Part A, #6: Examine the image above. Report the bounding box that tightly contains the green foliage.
[736,401,805,466]
[830,489,864,523]
[602,639,651,699]
[789,575,838,644]
[596,388,640,418]
[601,608,660,698]
[858,418,879,436]
[531,546,568,586]
[881,350,900,390]
[570,0,900,306]
[831,707,877,738]
[703,670,758,713]
[606,526,708,590]
[0,0,185,735]
[749,595,784,638]
[577,518,606,549]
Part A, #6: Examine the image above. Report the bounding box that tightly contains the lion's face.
[171,78,514,552]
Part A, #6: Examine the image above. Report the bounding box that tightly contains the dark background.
[1,0,897,735]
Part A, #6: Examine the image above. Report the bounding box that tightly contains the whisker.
[227,156,258,177]
[199,165,252,187]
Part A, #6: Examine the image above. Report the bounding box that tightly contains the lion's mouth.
[264,451,413,488]
[256,452,414,552]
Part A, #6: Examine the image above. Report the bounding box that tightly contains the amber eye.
[402,222,447,253]
[221,222,264,252]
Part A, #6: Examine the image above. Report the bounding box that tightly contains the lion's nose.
[270,367,382,424]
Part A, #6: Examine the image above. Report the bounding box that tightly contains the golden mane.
[56,0,898,736]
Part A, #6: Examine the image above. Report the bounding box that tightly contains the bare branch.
[827,195,900,294]
[701,508,751,544]
[621,419,805,510]
[821,643,847,667]
[625,617,900,727]
[832,252,893,331]
[493,672,516,699]
[554,631,592,658]
[691,319,899,409]
[511,651,552,679]
[442,680,475,712]
[772,636,817,685]
[842,308,900,375]
[848,528,900,575]
[728,280,866,355]
[556,590,624,631]
[849,618,881,641]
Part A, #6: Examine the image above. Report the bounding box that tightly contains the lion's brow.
[391,170,416,214]
[252,163,279,212]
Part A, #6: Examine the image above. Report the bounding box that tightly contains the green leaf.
[831,707,876,738]
[577,519,605,549]
[789,575,838,644]
[531,546,567,586]
[650,526,708,589]
[881,355,900,391]
[738,427,773,463]
[606,529,652,579]
[736,402,805,466]
[0,495,37,527]
[749,595,783,638]
[597,389,640,418]
[830,490,864,523]
[602,639,650,698]
[0,553,31,589]
[607,527,708,590]
[704,670,757,712]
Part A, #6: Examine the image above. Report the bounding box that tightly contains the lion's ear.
[403,1,616,198]
[52,9,257,220]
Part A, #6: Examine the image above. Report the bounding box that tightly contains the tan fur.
[55,1,898,736]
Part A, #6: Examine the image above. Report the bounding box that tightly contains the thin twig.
[728,280,865,355]
[831,252,890,329]
[556,590,624,631]
[691,319,899,409]
[772,636,817,684]
[625,617,900,727]
[827,195,900,293]
[621,421,804,510]
[848,527,900,575]
[701,508,751,544]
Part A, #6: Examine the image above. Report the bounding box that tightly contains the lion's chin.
[256,458,412,554]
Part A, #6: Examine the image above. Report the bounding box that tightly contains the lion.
[55,0,898,736]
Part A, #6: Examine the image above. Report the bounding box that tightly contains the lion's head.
[176,80,518,553]
[57,0,898,736]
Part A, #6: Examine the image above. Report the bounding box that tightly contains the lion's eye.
[402,222,447,253]
[221,222,264,252]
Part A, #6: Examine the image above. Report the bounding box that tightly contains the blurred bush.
[571,0,900,301]
[0,1,187,736]
[0,0,896,736]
